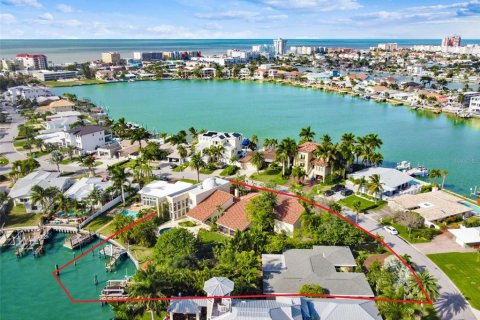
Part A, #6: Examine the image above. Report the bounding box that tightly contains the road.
[0,105,27,176]
[340,209,478,320]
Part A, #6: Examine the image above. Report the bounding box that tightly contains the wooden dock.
[64,232,96,250]
[15,227,53,257]
[100,244,126,272]
[0,230,15,248]
[100,279,129,300]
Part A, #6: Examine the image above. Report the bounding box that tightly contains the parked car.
[340,189,353,196]
[331,184,345,192]
[383,226,399,235]
[159,174,169,181]
[324,190,335,197]
[169,163,178,169]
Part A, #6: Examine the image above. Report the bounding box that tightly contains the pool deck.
[157,217,209,236]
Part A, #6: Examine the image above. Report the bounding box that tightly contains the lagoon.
[0,233,136,320]
[54,80,480,196]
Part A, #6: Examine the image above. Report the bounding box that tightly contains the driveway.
[0,106,27,175]
[340,209,478,320]
[414,232,476,254]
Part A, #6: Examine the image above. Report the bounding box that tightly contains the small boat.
[407,166,429,177]
[396,161,411,171]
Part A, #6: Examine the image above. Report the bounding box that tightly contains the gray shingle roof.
[68,125,107,136]
[8,171,72,199]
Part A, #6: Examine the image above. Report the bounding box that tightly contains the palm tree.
[315,143,339,182]
[108,166,131,204]
[112,117,129,138]
[189,152,205,182]
[369,152,384,167]
[230,155,239,164]
[299,126,315,143]
[440,170,448,189]
[248,135,259,151]
[367,174,384,200]
[177,145,188,165]
[55,193,75,215]
[62,145,75,160]
[352,200,362,223]
[30,185,60,215]
[321,134,332,146]
[0,191,10,205]
[252,151,265,173]
[291,166,306,183]
[80,154,97,177]
[429,169,442,187]
[86,188,103,212]
[130,127,150,151]
[407,271,439,302]
[276,137,298,176]
[49,150,64,172]
[212,145,225,163]
[188,126,198,139]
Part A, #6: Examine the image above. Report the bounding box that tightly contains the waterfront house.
[4,85,52,103]
[186,190,234,224]
[273,195,305,236]
[8,171,74,213]
[388,190,474,227]
[294,142,331,181]
[253,68,268,80]
[196,131,243,164]
[262,246,374,297]
[43,116,78,131]
[64,177,113,201]
[63,125,110,155]
[139,177,230,221]
[238,149,276,171]
[216,193,257,235]
[36,99,75,113]
[347,167,420,198]
[449,227,480,248]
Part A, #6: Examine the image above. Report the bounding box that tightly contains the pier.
[64,232,96,250]
[14,227,54,258]
[100,244,126,272]
[100,279,129,300]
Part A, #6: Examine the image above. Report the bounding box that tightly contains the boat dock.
[64,232,96,250]
[100,279,129,300]
[100,244,126,272]
[0,230,15,248]
[14,227,54,258]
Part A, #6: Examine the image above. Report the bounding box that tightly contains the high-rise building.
[101,52,121,64]
[377,43,398,51]
[15,54,48,70]
[442,35,461,47]
[273,38,287,55]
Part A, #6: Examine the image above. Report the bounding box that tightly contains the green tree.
[189,152,205,182]
[49,150,64,172]
[367,174,384,200]
[352,200,362,223]
[299,126,315,143]
[246,193,276,232]
[80,154,97,177]
[153,228,197,268]
[291,166,306,183]
[129,127,151,151]
[30,185,60,215]
[407,271,440,302]
[251,151,265,173]
[108,166,131,204]
[299,284,325,295]
[177,145,188,165]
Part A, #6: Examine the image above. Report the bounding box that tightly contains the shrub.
[179,221,197,227]
[220,165,239,177]
[463,217,480,228]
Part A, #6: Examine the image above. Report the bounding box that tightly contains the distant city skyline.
[0,0,480,39]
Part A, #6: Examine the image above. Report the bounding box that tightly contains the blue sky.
[1,0,479,39]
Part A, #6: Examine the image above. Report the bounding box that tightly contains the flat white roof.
[449,227,480,244]
[139,181,193,199]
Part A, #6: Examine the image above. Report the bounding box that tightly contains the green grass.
[27,151,50,158]
[129,245,154,265]
[198,229,227,244]
[0,156,9,166]
[250,166,289,185]
[338,194,385,211]
[383,220,436,244]
[179,179,197,184]
[44,79,106,87]
[172,163,189,172]
[428,252,480,310]
[13,140,27,148]
[219,165,239,177]
[84,214,113,232]
[4,204,42,228]
[178,220,197,227]
[199,168,215,174]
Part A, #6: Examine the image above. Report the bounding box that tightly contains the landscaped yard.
[338,194,386,211]
[0,156,9,166]
[178,178,197,184]
[428,252,480,310]
[172,163,189,172]
[198,229,227,244]
[382,219,440,243]
[250,166,289,185]
[84,214,114,232]
[44,79,106,87]
[4,204,42,228]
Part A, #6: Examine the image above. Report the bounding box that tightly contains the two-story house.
[294,142,331,181]
[195,131,243,163]
[64,125,110,155]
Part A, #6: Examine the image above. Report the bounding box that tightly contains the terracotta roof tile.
[298,142,319,153]
[216,193,258,232]
[187,190,233,222]
[274,195,305,225]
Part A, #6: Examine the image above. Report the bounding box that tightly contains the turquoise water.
[460,201,480,215]
[118,209,138,219]
[54,80,480,196]
[2,39,480,63]
[0,233,136,320]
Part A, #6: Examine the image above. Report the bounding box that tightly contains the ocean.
[2,39,480,64]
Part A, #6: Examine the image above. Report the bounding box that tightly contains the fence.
[79,192,130,229]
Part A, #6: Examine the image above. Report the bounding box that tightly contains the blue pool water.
[158,227,172,235]
[460,201,480,215]
[117,209,138,219]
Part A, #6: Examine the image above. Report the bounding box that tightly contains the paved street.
[340,209,478,320]
[0,105,27,176]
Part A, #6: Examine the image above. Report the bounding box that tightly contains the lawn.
[172,163,189,172]
[84,214,114,232]
[0,156,9,166]
[250,166,289,185]
[13,140,27,148]
[338,194,386,211]
[199,168,215,174]
[44,79,106,87]
[4,204,42,228]
[129,245,154,265]
[384,220,436,244]
[219,165,239,177]
[198,229,227,244]
[428,252,480,310]
[178,179,197,184]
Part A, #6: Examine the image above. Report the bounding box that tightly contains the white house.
[63,125,110,155]
[44,117,78,131]
[5,85,53,103]
[64,177,113,201]
[469,96,480,115]
[8,171,74,213]
[195,131,244,163]
[449,227,480,248]
[139,177,231,220]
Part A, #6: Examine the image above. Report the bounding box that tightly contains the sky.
[0,0,480,39]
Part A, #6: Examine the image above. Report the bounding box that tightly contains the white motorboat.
[396,161,411,171]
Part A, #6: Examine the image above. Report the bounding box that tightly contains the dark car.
[340,189,354,196]
[331,184,346,192]
[169,163,178,169]
[324,190,335,197]
[159,174,169,181]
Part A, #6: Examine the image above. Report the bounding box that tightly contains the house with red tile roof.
[294,142,331,181]
[274,195,305,236]
[216,193,258,235]
[186,190,234,224]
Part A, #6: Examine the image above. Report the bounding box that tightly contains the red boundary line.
[53,180,432,305]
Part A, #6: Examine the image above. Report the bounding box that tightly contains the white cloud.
[146,23,253,38]
[195,10,288,22]
[0,0,42,8]
[0,13,16,24]
[56,3,75,13]
[254,0,361,12]
[202,22,223,30]
[38,12,53,20]
[147,24,178,34]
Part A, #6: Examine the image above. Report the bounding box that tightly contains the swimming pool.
[158,227,171,235]
[117,209,139,219]
[460,201,480,215]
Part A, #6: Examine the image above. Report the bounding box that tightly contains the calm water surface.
[0,233,136,320]
[54,80,480,196]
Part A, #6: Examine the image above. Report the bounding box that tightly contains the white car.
[383,225,399,235]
